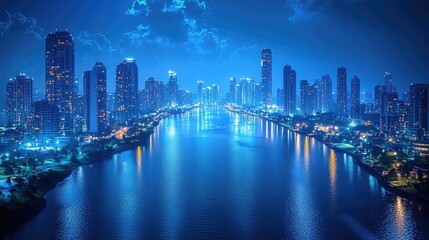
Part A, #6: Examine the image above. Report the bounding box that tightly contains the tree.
[6,177,12,187]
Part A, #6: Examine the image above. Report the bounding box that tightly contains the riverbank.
[227,106,429,208]
[0,111,176,235]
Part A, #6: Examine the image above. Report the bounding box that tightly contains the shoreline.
[0,112,173,236]
[228,106,429,209]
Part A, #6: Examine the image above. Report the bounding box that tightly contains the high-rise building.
[403,92,410,103]
[283,65,296,116]
[351,75,361,118]
[34,100,60,139]
[336,67,347,115]
[115,58,138,125]
[239,78,255,106]
[211,84,220,104]
[410,84,429,137]
[83,62,107,133]
[197,80,204,104]
[383,72,396,93]
[229,78,237,104]
[106,92,115,123]
[45,31,76,134]
[145,77,162,112]
[254,83,262,105]
[380,92,398,136]
[178,89,192,106]
[300,80,318,115]
[374,85,384,113]
[396,100,410,137]
[6,74,33,127]
[167,70,178,106]
[261,48,272,105]
[319,74,332,113]
[277,88,284,108]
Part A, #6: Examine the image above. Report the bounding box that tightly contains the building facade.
[283,65,296,116]
[83,62,107,133]
[261,48,272,105]
[45,31,76,134]
[337,67,347,115]
[6,74,33,128]
[115,58,138,125]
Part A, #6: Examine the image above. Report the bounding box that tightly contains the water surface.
[6,107,429,239]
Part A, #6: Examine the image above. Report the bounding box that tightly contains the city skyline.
[1,1,429,238]
[1,0,429,111]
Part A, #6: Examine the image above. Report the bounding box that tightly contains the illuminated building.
[300,80,318,115]
[211,84,220,104]
[229,77,237,104]
[283,65,296,115]
[145,77,163,111]
[277,88,284,108]
[254,83,262,105]
[115,58,138,125]
[336,67,347,115]
[34,100,60,139]
[410,84,429,139]
[319,74,333,113]
[197,80,204,104]
[6,74,33,128]
[380,92,398,136]
[45,30,76,135]
[351,75,360,118]
[167,70,178,106]
[383,72,396,93]
[239,78,255,106]
[374,85,383,113]
[84,62,107,133]
[261,48,272,105]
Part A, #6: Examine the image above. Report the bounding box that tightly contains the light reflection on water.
[7,107,429,240]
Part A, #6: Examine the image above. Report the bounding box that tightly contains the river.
[5,107,429,239]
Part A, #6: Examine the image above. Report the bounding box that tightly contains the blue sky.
[1,0,428,109]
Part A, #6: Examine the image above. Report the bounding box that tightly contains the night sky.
[1,0,429,109]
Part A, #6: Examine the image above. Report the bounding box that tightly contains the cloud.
[124,0,227,53]
[286,0,331,22]
[286,0,380,22]
[0,10,44,40]
[229,44,258,60]
[75,31,118,53]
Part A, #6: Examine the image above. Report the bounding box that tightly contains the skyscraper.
[145,77,162,112]
[283,65,296,116]
[261,48,272,105]
[45,30,76,134]
[383,72,396,93]
[211,84,220,104]
[34,100,60,139]
[336,67,347,115]
[277,88,284,108]
[410,84,429,137]
[351,75,361,118]
[229,77,237,104]
[197,80,204,104]
[319,74,332,113]
[300,80,318,115]
[6,74,33,127]
[115,58,138,125]
[380,92,398,136]
[83,62,107,133]
[374,85,384,113]
[167,70,178,106]
[240,78,255,106]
